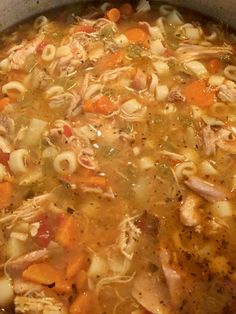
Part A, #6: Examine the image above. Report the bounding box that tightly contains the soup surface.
[1,1,236,313]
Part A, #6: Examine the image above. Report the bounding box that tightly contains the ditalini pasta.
[0,1,236,313]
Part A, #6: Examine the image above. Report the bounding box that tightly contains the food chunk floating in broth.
[1,0,236,313]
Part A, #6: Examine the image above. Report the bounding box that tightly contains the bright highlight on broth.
[0,0,236,313]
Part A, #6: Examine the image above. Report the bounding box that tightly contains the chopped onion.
[150,39,166,55]
[136,0,151,13]
[167,10,184,25]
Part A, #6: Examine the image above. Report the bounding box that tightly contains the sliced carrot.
[106,8,121,23]
[84,96,117,115]
[70,175,108,189]
[0,97,9,112]
[95,96,117,115]
[66,252,89,279]
[183,80,216,107]
[95,49,124,72]
[69,291,93,314]
[125,27,148,44]
[55,215,78,249]
[120,3,133,16]
[206,58,222,74]
[22,262,71,293]
[83,100,95,113]
[75,270,88,292]
[71,24,95,34]
[0,182,12,210]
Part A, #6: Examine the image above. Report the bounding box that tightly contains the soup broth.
[0,1,236,313]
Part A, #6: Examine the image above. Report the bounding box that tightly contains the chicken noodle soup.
[1,0,236,313]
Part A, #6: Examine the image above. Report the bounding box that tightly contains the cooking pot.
[0,0,236,32]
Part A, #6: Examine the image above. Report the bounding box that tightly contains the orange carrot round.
[120,3,133,16]
[106,8,121,23]
[95,49,124,72]
[0,97,10,111]
[125,27,148,44]
[206,58,222,74]
[183,80,216,107]
[0,182,12,209]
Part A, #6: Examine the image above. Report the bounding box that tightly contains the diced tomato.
[63,125,72,138]
[0,150,9,167]
[36,41,48,54]
[34,215,53,247]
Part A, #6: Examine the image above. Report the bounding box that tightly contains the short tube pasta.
[42,44,56,62]
[34,16,49,30]
[8,149,29,175]
[224,65,236,82]
[53,151,77,175]
[2,81,26,97]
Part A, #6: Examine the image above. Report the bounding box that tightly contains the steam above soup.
[0,0,236,313]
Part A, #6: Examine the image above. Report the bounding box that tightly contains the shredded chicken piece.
[0,194,52,228]
[2,249,49,270]
[131,69,147,91]
[167,87,185,102]
[14,296,67,314]
[179,194,201,227]
[7,35,44,71]
[176,44,233,62]
[185,176,229,202]
[118,215,141,260]
[13,279,42,295]
[0,115,15,137]
[78,147,98,170]
[202,125,218,156]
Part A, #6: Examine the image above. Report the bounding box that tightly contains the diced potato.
[139,157,154,170]
[200,160,218,176]
[209,256,229,274]
[80,201,101,219]
[0,276,14,307]
[6,237,27,259]
[212,201,233,217]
